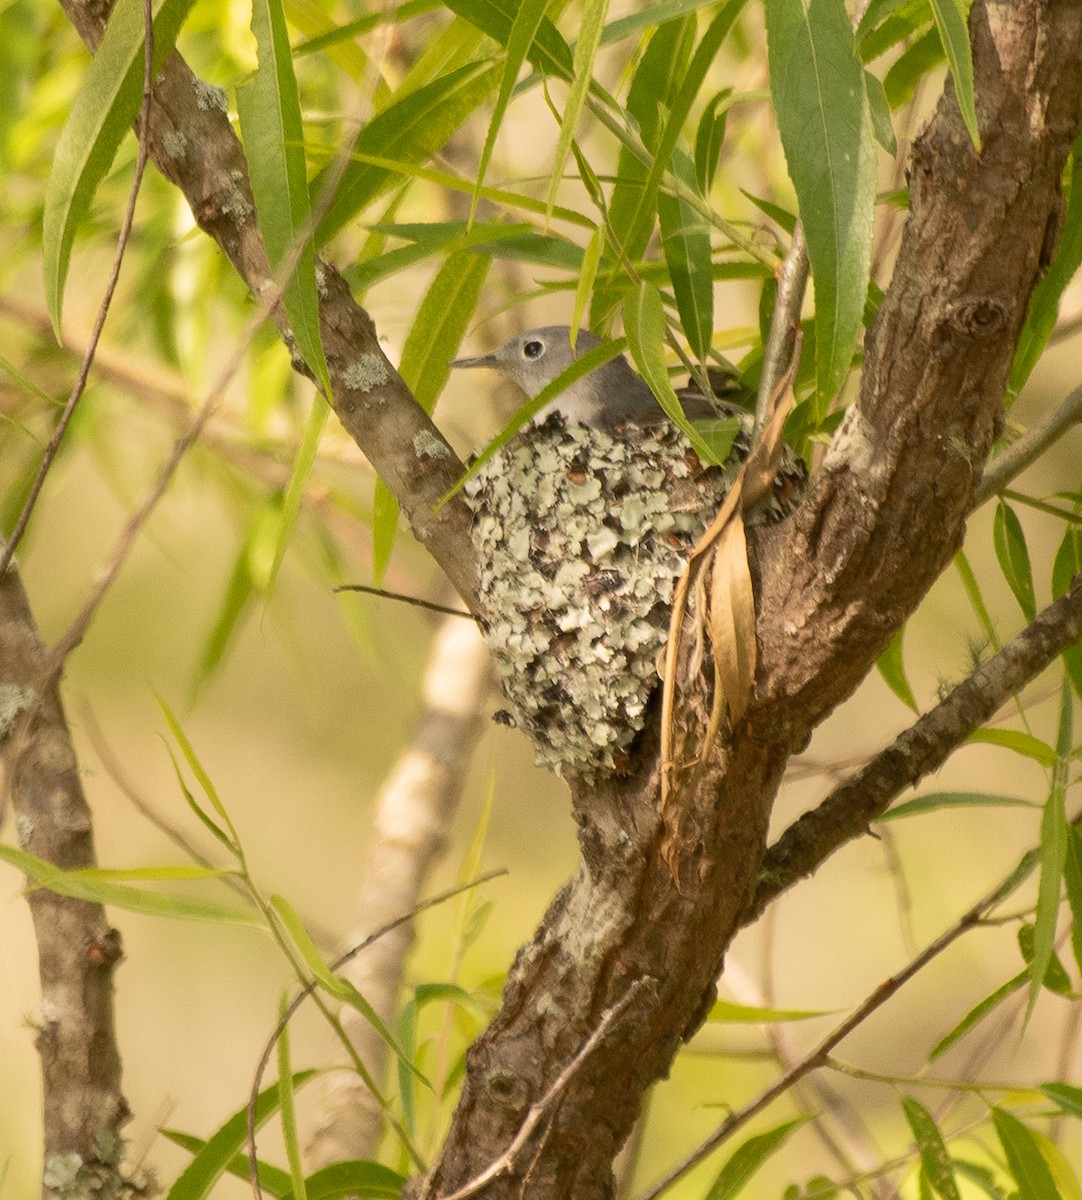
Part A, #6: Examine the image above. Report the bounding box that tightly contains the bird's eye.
[523,340,544,359]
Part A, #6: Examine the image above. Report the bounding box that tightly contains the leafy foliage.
[3,0,1082,1196]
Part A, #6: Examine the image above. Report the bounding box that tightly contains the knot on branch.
[946,297,1011,338]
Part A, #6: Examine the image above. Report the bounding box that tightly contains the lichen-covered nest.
[466,413,803,778]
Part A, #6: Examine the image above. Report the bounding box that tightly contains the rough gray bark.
[0,558,130,1199]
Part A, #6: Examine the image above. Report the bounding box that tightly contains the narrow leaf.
[883,792,1037,820]
[992,1108,1062,1200]
[0,845,260,926]
[694,90,732,195]
[237,0,330,397]
[43,0,196,331]
[764,0,877,407]
[994,500,1037,621]
[659,147,713,359]
[157,695,240,840]
[708,999,831,1023]
[883,27,944,110]
[705,1117,811,1200]
[280,1161,406,1200]
[313,62,501,243]
[928,0,979,148]
[1018,923,1074,997]
[471,0,553,222]
[1064,825,1082,977]
[965,728,1058,768]
[267,397,331,592]
[442,0,573,78]
[903,1096,961,1200]
[571,224,604,340]
[545,0,610,220]
[1052,524,1082,699]
[1040,1082,1082,1120]
[929,970,1029,1061]
[594,3,745,327]
[623,281,720,464]
[160,1129,292,1195]
[277,1001,306,1200]
[165,1072,316,1200]
[1011,145,1082,397]
[270,900,426,1085]
[877,625,917,710]
[865,68,897,155]
[1026,683,1070,1023]
[192,536,257,697]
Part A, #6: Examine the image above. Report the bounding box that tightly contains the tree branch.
[57,0,480,613]
[0,554,131,1198]
[749,568,1082,921]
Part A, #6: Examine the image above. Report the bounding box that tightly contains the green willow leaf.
[966,727,1057,767]
[164,1073,317,1200]
[266,398,331,593]
[876,625,917,710]
[994,499,1037,620]
[1026,682,1071,1024]
[0,845,259,926]
[43,0,196,332]
[1040,1081,1082,1120]
[929,969,1028,1061]
[695,90,732,195]
[624,281,719,464]
[313,61,501,243]
[593,2,745,328]
[471,0,553,221]
[1012,143,1082,398]
[903,1097,961,1200]
[659,147,713,359]
[237,0,330,397]
[992,1108,1061,1200]
[281,1161,406,1200]
[443,0,573,78]
[705,1117,812,1200]
[765,0,876,410]
[928,0,978,148]
[161,1130,293,1196]
[707,1000,831,1022]
[883,26,944,109]
[276,1003,306,1200]
[883,792,1037,820]
[1064,825,1082,977]
[545,0,610,220]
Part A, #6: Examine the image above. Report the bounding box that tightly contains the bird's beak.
[449,351,498,370]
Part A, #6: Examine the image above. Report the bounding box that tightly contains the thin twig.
[974,379,1082,505]
[246,869,507,1200]
[754,223,808,437]
[751,571,1082,918]
[0,0,155,578]
[433,979,651,1200]
[634,833,1053,1200]
[334,583,474,620]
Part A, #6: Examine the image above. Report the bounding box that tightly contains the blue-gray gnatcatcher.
[450,325,719,430]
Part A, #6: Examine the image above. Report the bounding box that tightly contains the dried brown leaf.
[660,338,801,817]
